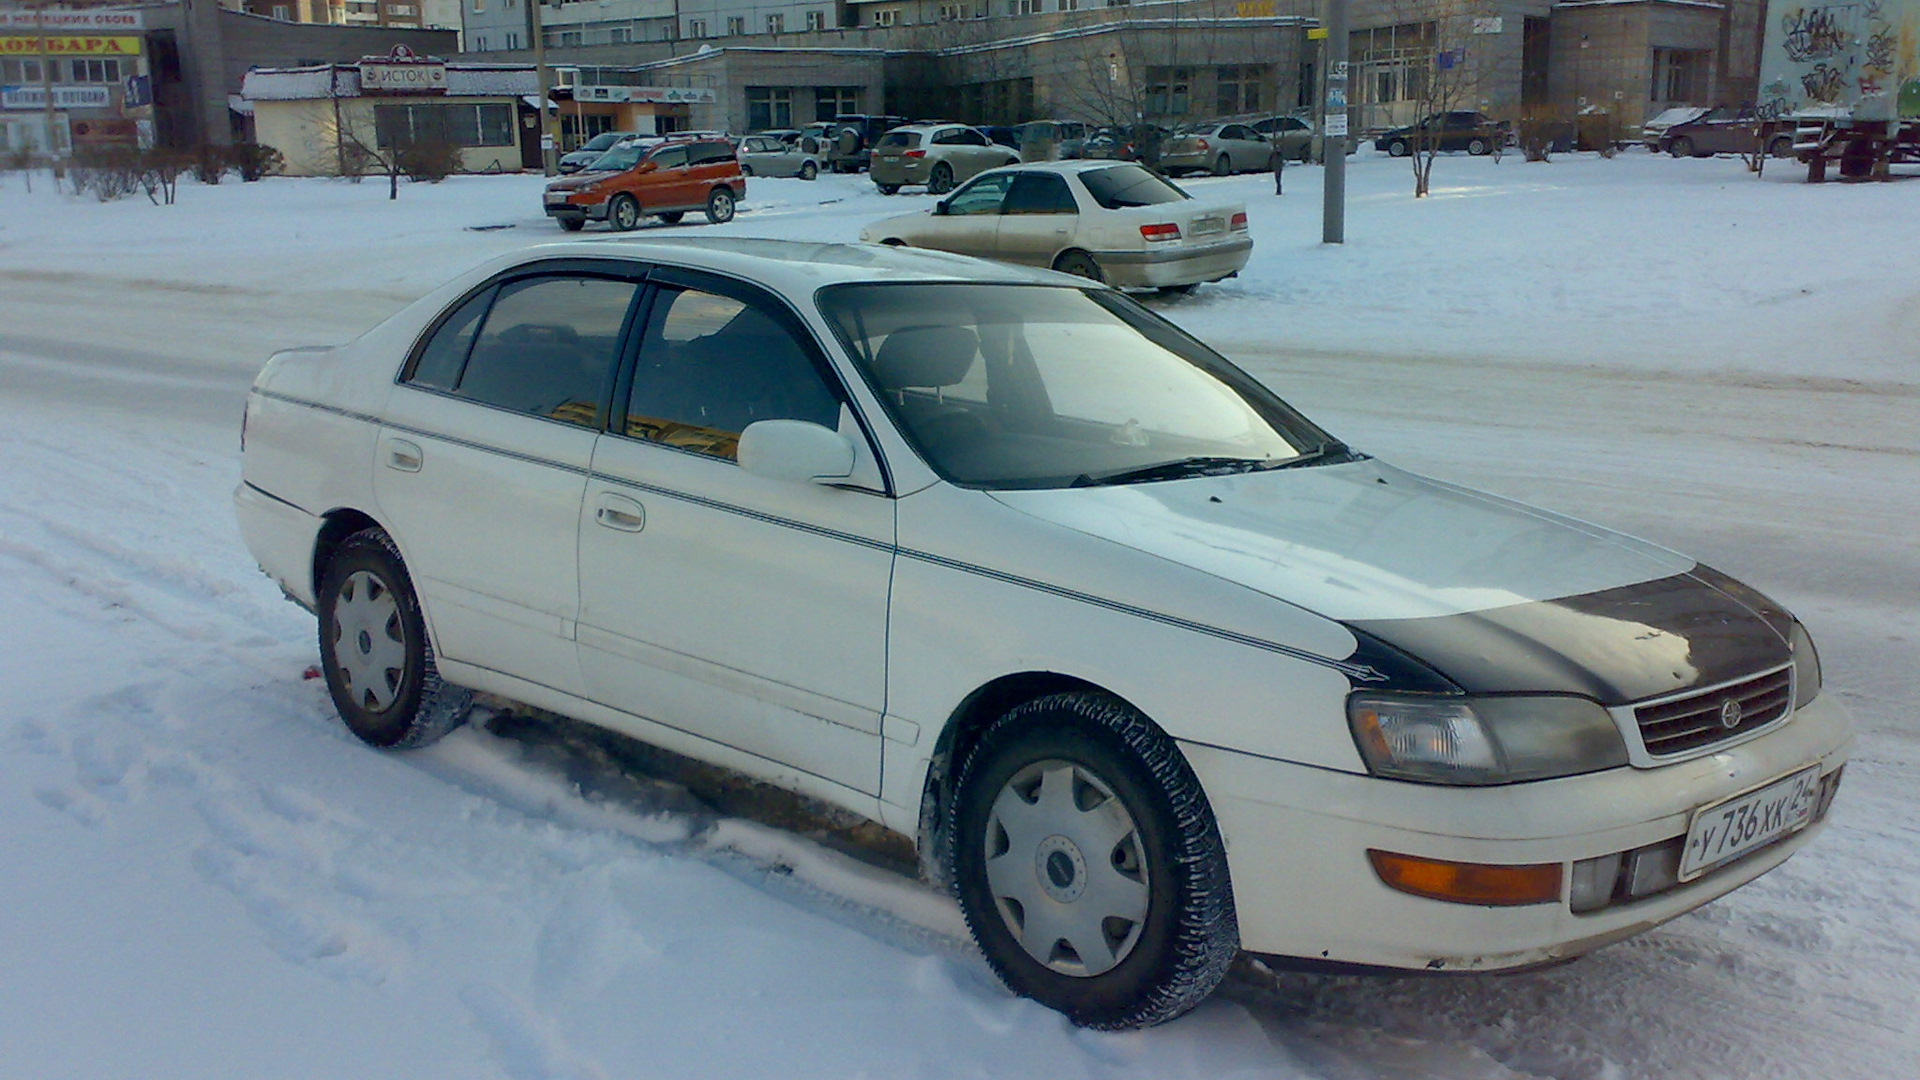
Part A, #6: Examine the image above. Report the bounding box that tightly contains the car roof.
[985,159,1155,177]
[479,237,1065,294]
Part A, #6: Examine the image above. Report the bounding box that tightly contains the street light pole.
[1322,0,1347,243]
[34,0,64,179]
[530,0,556,175]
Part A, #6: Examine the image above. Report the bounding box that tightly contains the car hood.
[546,170,618,192]
[988,459,1790,704]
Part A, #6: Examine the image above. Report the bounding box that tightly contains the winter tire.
[608,194,641,231]
[1467,137,1491,156]
[799,160,818,180]
[704,187,735,225]
[1387,138,1410,157]
[556,216,584,232]
[317,528,472,750]
[1052,250,1104,284]
[876,182,901,195]
[1212,153,1231,176]
[1669,136,1695,159]
[657,210,685,224]
[740,164,754,177]
[949,692,1238,1029]
[928,163,956,195]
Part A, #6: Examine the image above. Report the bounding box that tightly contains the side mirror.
[738,420,855,484]
[933,199,950,216]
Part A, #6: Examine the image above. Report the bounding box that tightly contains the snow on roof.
[241,64,538,102]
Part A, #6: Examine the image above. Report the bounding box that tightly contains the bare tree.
[1385,3,1517,196]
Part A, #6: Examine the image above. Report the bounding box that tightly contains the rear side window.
[649,145,689,169]
[1078,165,1187,209]
[407,288,492,391]
[451,275,639,428]
[688,141,736,166]
[1003,172,1078,215]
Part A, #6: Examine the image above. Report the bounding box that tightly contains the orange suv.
[543,137,746,231]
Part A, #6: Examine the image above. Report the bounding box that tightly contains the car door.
[994,171,1079,267]
[576,269,893,798]
[919,171,1013,258]
[1221,125,1260,170]
[643,143,694,210]
[374,266,643,694]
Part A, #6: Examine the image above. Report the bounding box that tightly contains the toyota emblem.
[1719,699,1743,730]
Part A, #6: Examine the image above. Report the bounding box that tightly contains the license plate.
[1190,215,1226,236]
[545,195,568,206]
[1680,766,1822,880]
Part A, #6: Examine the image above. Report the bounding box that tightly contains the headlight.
[1348,693,1628,785]
[1790,620,1822,708]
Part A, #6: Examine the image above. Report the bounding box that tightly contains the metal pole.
[35,0,64,179]
[1321,0,1348,244]
[530,0,555,175]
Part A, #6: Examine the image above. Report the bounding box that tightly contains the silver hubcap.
[984,759,1150,977]
[331,570,407,713]
[713,194,732,218]
[615,200,636,227]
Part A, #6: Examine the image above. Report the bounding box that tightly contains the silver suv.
[868,124,1021,195]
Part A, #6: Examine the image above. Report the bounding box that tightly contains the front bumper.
[1185,692,1853,970]
[1091,235,1253,288]
[544,193,608,220]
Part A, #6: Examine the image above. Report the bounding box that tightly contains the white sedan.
[235,238,1851,1030]
[860,160,1251,293]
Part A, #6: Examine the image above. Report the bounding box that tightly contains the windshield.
[818,284,1330,489]
[587,143,645,171]
[1078,165,1187,209]
[577,131,625,154]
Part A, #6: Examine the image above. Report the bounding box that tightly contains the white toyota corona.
[235,238,1852,1029]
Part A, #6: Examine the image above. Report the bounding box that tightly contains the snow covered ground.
[2,152,1917,1080]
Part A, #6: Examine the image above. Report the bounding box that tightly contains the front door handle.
[386,438,423,472]
[594,492,646,533]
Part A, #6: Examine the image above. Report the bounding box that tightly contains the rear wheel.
[656,210,685,224]
[739,164,754,177]
[949,692,1237,1029]
[928,163,956,195]
[704,187,735,224]
[1467,137,1491,156]
[1768,135,1796,159]
[1212,153,1231,176]
[799,160,818,180]
[1386,138,1410,157]
[608,194,641,231]
[876,182,901,195]
[1052,250,1104,283]
[317,528,471,750]
[556,216,584,232]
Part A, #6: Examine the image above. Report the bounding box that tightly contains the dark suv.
[1375,111,1509,157]
[820,114,910,172]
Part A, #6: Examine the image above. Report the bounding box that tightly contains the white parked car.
[737,133,821,180]
[235,238,1851,1030]
[861,161,1251,293]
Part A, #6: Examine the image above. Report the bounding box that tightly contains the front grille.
[1634,665,1793,757]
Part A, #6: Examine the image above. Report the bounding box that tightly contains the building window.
[1059,0,1077,9]
[815,86,858,117]
[549,30,582,47]
[389,3,417,14]
[1216,64,1263,115]
[1145,67,1192,116]
[767,13,784,32]
[688,19,706,37]
[374,103,516,149]
[873,8,898,25]
[1,59,46,84]
[1651,48,1710,103]
[805,9,825,30]
[938,1,962,17]
[747,86,794,130]
[727,16,745,34]
[610,26,630,43]
[1011,0,1038,13]
[69,59,122,84]
[474,34,488,49]
[271,4,292,19]
[506,31,520,48]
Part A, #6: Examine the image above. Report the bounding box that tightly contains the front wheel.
[1467,137,1491,156]
[556,216,584,232]
[1669,136,1696,159]
[704,187,735,224]
[949,693,1237,1029]
[1768,135,1795,159]
[1386,138,1410,158]
[317,528,471,749]
[656,210,685,224]
[876,182,901,195]
[927,163,956,195]
[799,160,818,180]
[608,193,641,231]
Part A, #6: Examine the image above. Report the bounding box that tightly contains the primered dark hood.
[989,459,1792,705]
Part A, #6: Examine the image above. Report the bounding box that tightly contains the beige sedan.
[860,160,1251,293]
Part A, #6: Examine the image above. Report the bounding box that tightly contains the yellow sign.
[1235,0,1276,16]
[1308,28,1330,40]
[0,35,143,57]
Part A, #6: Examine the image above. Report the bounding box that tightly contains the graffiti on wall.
[1762,2,1920,118]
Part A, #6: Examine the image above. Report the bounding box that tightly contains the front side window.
[424,275,638,428]
[820,284,1325,489]
[622,285,842,461]
[944,172,1013,215]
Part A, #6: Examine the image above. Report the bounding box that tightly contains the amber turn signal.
[1367,850,1563,907]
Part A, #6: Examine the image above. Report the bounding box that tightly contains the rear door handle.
[594,492,646,533]
[386,438,422,472]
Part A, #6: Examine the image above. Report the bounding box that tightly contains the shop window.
[1145,67,1193,116]
[69,59,122,84]
[747,87,794,131]
[1216,65,1264,115]
[375,103,517,149]
[1,59,45,84]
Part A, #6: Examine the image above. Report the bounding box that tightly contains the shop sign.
[0,11,143,31]
[0,36,143,57]
[2,85,112,110]
[577,84,716,104]
[358,45,447,95]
